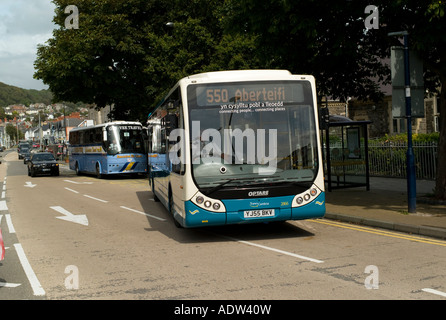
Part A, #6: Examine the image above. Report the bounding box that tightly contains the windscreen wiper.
[205,175,279,196]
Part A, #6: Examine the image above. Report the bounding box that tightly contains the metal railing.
[368,141,438,180]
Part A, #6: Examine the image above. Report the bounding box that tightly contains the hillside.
[0,81,53,108]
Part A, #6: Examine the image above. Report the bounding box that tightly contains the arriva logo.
[249,201,270,208]
[248,190,269,197]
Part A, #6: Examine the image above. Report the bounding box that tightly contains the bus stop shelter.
[322,115,371,192]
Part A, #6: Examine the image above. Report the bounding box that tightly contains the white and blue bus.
[147,70,325,227]
[69,121,148,178]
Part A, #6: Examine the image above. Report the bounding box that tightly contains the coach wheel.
[75,162,81,176]
[96,163,102,179]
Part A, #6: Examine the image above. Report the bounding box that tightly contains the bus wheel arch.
[151,177,160,202]
[75,161,81,176]
[95,162,103,179]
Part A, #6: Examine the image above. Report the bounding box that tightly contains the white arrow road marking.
[24,181,37,188]
[50,206,89,226]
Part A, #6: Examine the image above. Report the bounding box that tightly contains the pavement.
[324,177,446,240]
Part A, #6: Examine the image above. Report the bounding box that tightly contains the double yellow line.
[312,219,446,247]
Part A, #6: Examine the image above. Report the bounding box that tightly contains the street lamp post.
[388,31,416,213]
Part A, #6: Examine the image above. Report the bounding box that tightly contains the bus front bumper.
[182,193,325,228]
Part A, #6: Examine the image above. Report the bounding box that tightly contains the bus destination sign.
[194,81,307,107]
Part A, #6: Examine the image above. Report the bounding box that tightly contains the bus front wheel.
[169,192,182,228]
[96,163,102,179]
[75,163,81,176]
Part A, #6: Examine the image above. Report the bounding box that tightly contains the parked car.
[23,148,33,164]
[18,144,30,159]
[27,152,59,177]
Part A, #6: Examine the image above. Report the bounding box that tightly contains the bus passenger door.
[147,121,166,200]
[165,112,185,219]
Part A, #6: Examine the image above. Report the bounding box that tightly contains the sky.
[0,0,56,90]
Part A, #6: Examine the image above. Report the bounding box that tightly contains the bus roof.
[188,69,291,79]
[185,70,301,82]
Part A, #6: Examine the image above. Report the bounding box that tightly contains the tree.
[380,0,446,200]
[222,0,446,199]
[35,0,161,121]
[34,0,258,121]
[221,0,390,102]
[6,123,24,143]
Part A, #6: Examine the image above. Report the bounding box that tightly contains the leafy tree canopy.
[34,0,257,121]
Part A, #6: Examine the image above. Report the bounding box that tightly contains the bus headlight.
[196,196,204,204]
[192,192,226,213]
[292,185,322,208]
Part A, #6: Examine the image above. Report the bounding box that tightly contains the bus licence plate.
[244,209,275,218]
